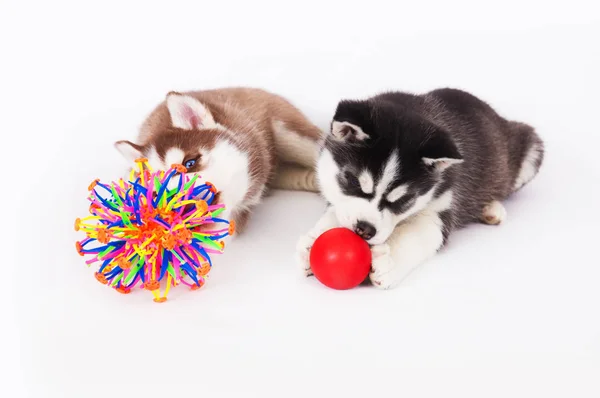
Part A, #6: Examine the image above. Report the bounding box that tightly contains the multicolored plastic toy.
[74,158,233,303]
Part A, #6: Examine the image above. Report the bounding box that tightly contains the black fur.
[326,88,544,240]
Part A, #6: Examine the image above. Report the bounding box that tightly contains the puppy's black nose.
[354,221,376,240]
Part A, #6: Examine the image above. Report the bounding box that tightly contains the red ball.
[309,228,372,290]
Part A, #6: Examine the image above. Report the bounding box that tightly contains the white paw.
[295,234,315,277]
[481,200,507,225]
[369,244,400,290]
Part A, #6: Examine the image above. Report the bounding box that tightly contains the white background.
[2,0,599,397]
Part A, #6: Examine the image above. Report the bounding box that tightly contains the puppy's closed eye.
[344,171,360,188]
[392,195,416,212]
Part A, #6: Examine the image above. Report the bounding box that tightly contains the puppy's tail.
[509,121,545,192]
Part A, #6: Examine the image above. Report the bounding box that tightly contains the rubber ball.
[309,228,372,290]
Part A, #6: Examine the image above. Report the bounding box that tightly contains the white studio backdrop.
[1,1,599,397]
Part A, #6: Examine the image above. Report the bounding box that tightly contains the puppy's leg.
[270,118,321,193]
[271,118,321,170]
[370,210,445,289]
[296,206,340,276]
[270,163,318,192]
[480,200,506,225]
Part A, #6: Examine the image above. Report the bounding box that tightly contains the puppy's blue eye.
[184,159,196,169]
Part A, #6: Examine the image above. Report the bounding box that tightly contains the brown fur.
[117,87,322,234]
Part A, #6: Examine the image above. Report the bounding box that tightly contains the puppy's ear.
[166,92,216,130]
[420,128,463,172]
[115,140,144,163]
[330,99,373,143]
[330,121,370,142]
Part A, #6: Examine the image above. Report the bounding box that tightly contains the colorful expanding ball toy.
[74,158,234,303]
[309,228,372,290]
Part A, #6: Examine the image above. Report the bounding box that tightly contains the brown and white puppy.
[115,88,321,234]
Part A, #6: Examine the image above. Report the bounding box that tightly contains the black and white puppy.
[297,88,544,289]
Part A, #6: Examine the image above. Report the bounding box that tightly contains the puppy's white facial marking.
[331,121,370,141]
[358,170,374,194]
[318,147,459,245]
[164,148,185,168]
[337,152,399,243]
[147,139,250,216]
[146,147,163,171]
[376,152,399,198]
[386,184,408,203]
[318,150,401,244]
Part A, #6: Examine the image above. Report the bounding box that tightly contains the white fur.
[121,136,251,225]
[370,208,446,289]
[390,188,435,223]
[296,190,456,282]
[317,144,461,245]
[331,121,369,141]
[317,149,399,244]
[370,192,455,288]
[303,145,461,284]
[163,148,185,168]
[149,139,251,228]
[377,152,399,192]
[319,148,446,244]
[481,200,506,225]
[317,149,402,244]
[422,156,464,172]
[271,120,318,167]
[386,184,408,203]
[146,147,163,171]
[166,94,216,130]
[358,170,374,194]
[316,149,347,203]
[428,189,455,213]
[195,140,250,212]
[375,188,454,246]
[513,143,542,190]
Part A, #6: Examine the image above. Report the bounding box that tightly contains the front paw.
[295,234,315,277]
[369,244,400,290]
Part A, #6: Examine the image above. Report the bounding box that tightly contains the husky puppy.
[115,88,321,234]
[297,88,544,289]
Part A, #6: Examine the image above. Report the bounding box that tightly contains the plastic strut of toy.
[74,158,235,303]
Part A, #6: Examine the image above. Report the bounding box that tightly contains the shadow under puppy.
[115,87,321,234]
[297,88,544,289]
